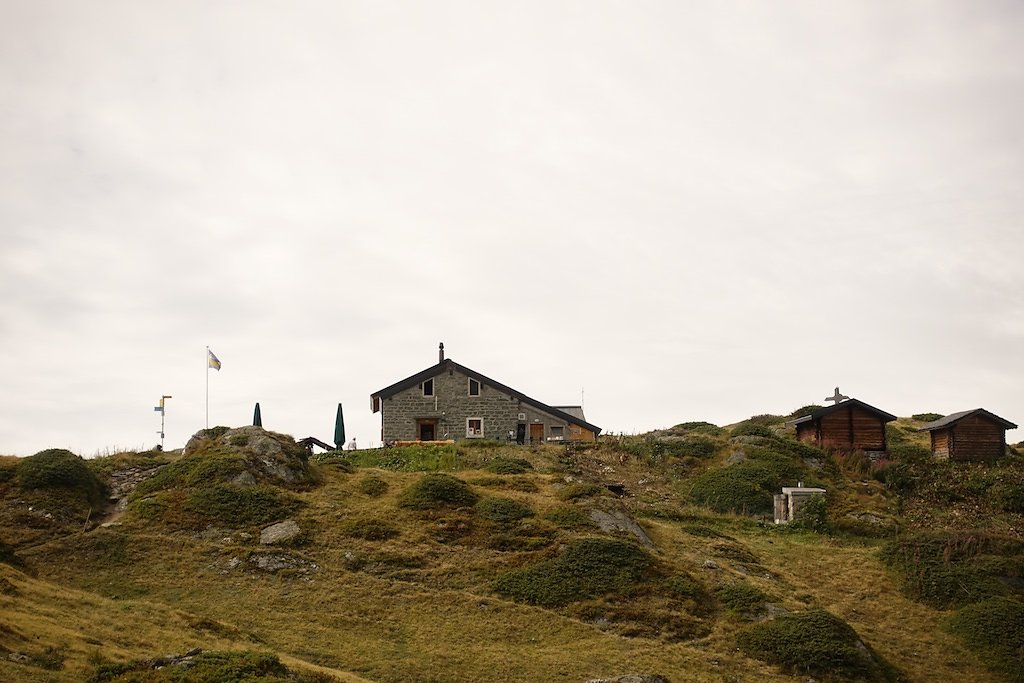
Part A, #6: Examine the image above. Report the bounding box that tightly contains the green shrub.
[872,461,916,494]
[15,449,105,507]
[475,497,535,525]
[880,532,1018,608]
[557,482,604,501]
[791,494,829,533]
[340,518,400,541]
[730,423,775,439]
[616,435,719,462]
[543,506,596,530]
[715,583,771,615]
[88,649,334,683]
[133,454,246,497]
[993,483,1024,514]
[183,485,300,527]
[948,597,1024,682]
[737,610,898,681]
[665,572,710,602]
[887,443,931,463]
[398,474,477,510]
[690,452,805,515]
[912,413,943,423]
[672,421,723,435]
[493,538,656,607]
[356,475,389,497]
[789,405,823,419]
[457,439,503,449]
[347,444,457,472]
[483,457,534,474]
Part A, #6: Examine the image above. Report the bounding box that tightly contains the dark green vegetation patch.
[15,448,105,508]
[482,457,534,474]
[715,582,771,616]
[88,649,334,682]
[132,485,301,529]
[340,517,400,541]
[737,610,902,682]
[689,453,806,515]
[543,506,596,530]
[492,538,656,608]
[880,532,1024,609]
[474,496,535,525]
[947,597,1024,683]
[356,475,389,497]
[398,473,478,510]
[557,482,604,501]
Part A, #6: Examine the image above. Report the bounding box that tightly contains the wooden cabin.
[786,399,896,453]
[918,409,1017,461]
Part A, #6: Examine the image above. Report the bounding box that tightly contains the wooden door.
[529,423,544,444]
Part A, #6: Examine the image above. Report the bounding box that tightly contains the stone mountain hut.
[918,409,1017,461]
[370,343,601,445]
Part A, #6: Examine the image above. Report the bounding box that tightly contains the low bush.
[482,457,533,474]
[993,483,1024,514]
[737,610,899,681]
[356,475,389,497]
[715,583,771,615]
[15,449,105,507]
[912,413,944,423]
[730,423,775,439]
[791,493,829,533]
[557,483,604,501]
[348,444,457,471]
[789,405,823,419]
[88,649,334,682]
[689,452,806,515]
[475,497,535,525]
[133,454,246,497]
[947,597,1024,683]
[492,538,657,608]
[887,443,931,463]
[880,532,1020,608]
[672,421,723,435]
[182,485,301,527]
[398,474,477,510]
[616,435,720,462]
[340,518,400,541]
[543,506,595,530]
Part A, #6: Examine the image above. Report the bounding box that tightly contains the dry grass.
[1,439,1018,681]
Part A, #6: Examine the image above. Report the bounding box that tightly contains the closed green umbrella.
[334,403,345,450]
[253,402,262,427]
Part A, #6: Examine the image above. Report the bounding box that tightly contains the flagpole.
[205,345,210,429]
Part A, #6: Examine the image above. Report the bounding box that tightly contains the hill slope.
[2,419,1022,682]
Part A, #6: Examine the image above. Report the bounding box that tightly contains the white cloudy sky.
[2,1,1022,456]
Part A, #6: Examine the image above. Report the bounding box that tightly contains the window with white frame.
[549,425,564,441]
[466,418,483,438]
[468,378,480,396]
[422,378,433,396]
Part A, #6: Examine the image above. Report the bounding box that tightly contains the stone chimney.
[439,342,445,363]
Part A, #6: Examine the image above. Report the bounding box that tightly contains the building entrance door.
[529,423,544,444]
[516,423,526,445]
[418,420,436,441]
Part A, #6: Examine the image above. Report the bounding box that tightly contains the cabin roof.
[786,398,897,426]
[918,408,1017,432]
[370,358,602,436]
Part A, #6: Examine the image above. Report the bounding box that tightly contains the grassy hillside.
[1,418,1022,682]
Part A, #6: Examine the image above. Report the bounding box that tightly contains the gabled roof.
[370,358,602,436]
[918,409,1017,432]
[786,398,897,426]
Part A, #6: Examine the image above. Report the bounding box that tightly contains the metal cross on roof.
[824,387,849,405]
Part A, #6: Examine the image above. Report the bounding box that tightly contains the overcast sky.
[2,1,1022,456]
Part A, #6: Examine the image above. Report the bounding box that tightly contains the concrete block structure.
[774,486,826,524]
[370,344,600,445]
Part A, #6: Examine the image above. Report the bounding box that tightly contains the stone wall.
[380,366,572,443]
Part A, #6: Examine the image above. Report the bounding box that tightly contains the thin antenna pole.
[205,346,209,428]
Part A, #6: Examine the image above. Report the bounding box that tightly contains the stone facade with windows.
[371,345,600,444]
